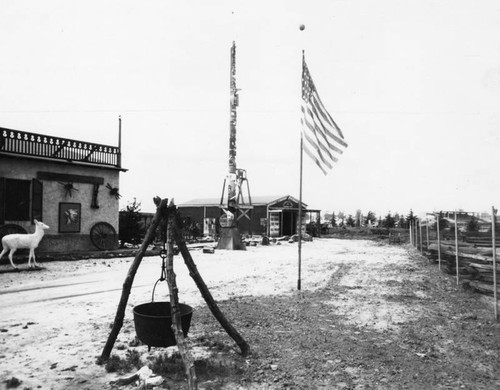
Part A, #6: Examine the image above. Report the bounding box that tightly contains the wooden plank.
[37,172,104,185]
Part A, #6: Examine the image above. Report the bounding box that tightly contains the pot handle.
[151,249,168,302]
[151,278,168,302]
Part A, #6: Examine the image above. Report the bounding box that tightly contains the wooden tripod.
[100,197,250,388]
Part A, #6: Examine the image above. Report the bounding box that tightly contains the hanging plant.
[59,182,78,198]
[106,183,121,199]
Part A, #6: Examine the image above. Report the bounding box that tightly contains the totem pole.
[217,42,252,250]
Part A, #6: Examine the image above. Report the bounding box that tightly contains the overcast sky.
[1,1,499,218]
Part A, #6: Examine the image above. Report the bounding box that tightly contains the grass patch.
[4,377,22,388]
[104,349,143,374]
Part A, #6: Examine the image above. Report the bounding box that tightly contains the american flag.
[301,56,347,175]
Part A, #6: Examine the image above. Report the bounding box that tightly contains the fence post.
[413,220,416,247]
[409,220,413,246]
[455,211,459,285]
[425,215,430,251]
[414,219,418,248]
[436,212,441,271]
[419,218,423,253]
[492,206,498,321]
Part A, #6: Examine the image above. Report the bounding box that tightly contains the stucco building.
[0,125,126,253]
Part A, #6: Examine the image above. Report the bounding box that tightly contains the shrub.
[119,199,145,247]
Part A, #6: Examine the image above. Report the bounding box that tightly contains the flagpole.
[298,135,304,290]
[298,50,305,291]
[297,48,347,290]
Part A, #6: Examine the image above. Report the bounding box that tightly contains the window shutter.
[32,179,43,222]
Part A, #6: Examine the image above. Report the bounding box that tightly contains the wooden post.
[174,212,250,356]
[419,219,423,253]
[492,206,498,321]
[165,203,197,389]
[414,219,418,248]
[436,213,441,271]
[409,221,413,246]
[455,211,459,285]
[100,197,168,361]
[425,215,430,251]
[413,220,416,247]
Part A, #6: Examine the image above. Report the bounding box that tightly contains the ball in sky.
[299,24,305,31]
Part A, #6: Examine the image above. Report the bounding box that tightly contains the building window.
[5,179,30,221]
[0,178,43,223]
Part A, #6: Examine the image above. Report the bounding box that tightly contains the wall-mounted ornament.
[59,202,81,233]
[91,184,100,209]
[58,182,79,198]
[106,183,121,199]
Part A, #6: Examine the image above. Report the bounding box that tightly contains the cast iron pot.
[133,301,193,350]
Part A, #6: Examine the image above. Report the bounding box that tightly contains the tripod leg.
[99,197,168,362]
[174,218,250,356]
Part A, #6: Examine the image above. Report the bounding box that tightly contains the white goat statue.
[0,220,50,269]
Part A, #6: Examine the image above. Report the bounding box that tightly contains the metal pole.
[298,135,303,291]
[492,206,498,320]
[436,213,441,271]
[117,115,122,168]
[297,50,306,291]
[455,211,459,285]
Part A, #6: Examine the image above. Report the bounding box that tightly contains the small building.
[0,124,126,253]
[178,195,320,237]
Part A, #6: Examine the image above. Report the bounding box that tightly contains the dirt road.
[0,239,499,389]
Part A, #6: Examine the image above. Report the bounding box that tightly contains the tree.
[365,211,377,226]
[338,211,346,227]
[355,209,363,227]
[406,209,415,224]
[383,212,395,228]
[330,212,337,227]
[397,213,407,229]
[346,214,355,227]
[119,198,145,247]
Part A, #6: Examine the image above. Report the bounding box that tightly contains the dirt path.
[199,242,500,389]
[0,239,499,389]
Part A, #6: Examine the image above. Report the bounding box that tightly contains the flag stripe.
[310,91,345,139]
[302,104,345,154]
[302,103,343,165]
[301,117,338,166]
[301,56,347,175]
[302,140,330,175]
[302,115,341,163]
[301,108,334,160]
[309,94,348,148]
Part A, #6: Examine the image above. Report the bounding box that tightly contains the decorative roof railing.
[0,127,121,168]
